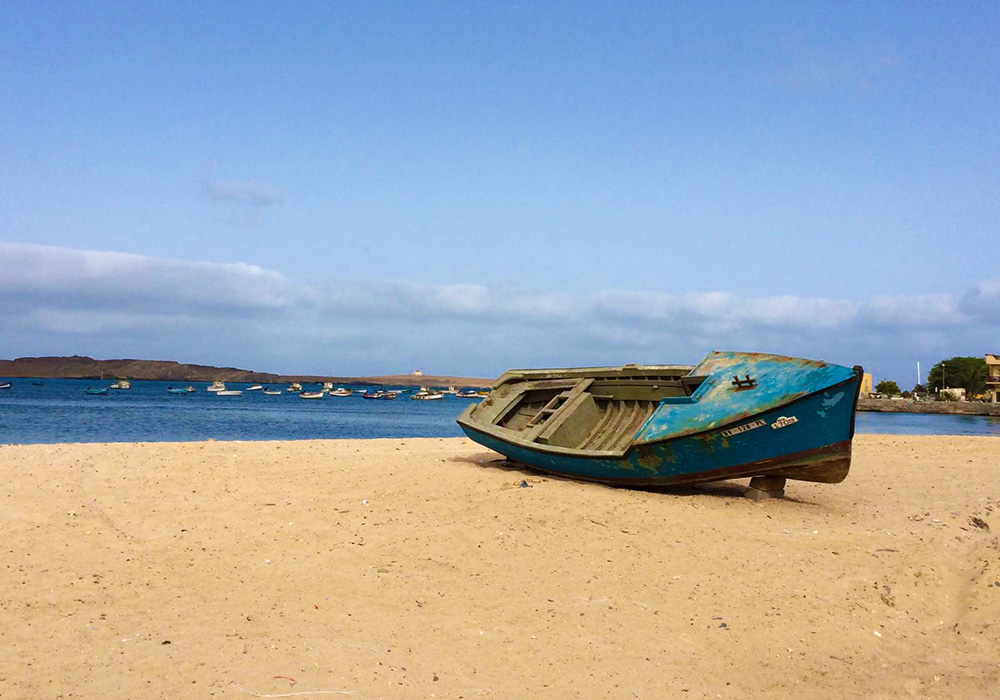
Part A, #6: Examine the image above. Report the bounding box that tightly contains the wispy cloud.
[200,175,282,228]
[781,40,904,91]
[203,178,281,207]
[0,241,995,382]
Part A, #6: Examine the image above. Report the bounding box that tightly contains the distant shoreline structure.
[857,397,1000,417]
[0,356,492,388]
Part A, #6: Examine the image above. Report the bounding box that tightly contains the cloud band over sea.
[1,241,996,382]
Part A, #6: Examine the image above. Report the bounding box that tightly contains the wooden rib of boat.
[457,351,863,492]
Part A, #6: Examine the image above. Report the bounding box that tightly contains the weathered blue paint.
[633,351,857,444]
[457,351,863,487]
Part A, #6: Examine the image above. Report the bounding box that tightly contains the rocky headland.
[0,356,491,388]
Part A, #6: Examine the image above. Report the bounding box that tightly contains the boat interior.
[473,367,705,453]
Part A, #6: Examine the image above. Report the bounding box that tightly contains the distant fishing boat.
[263,388,282,395]
[457,389,486,398]
[457,351,863,494]
[216,390,242,396]
[411,387,445,400]
[85,386,109,395]
[362,390,398,400]
[0,381,13,390]
[287,382,303,393]
[246,385,263,392]
[330,387,352,397]
[207,380,226,392]
[109,378,131,390]
[300,391,325,400]
[167,386,188,394]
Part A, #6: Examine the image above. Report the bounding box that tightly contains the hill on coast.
[0,356,492,388]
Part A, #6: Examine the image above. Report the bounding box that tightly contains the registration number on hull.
[720,419,766,437]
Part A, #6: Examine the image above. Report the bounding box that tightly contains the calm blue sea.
[1,378,998,444]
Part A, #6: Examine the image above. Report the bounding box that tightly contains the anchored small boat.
[362,390,398,400]
[216,389,242,396]
[330,387,352,397]
[167,386,188,394]
[0,381,12,390]
[411,387,445,400]
[207,380,226,392]
[109,378,131,390]
[246,385,263,391]
[457,351,863,492]
[300,391,325,399]
[85,386,109,395]
[287,382,303,393]
[263,388,282,395]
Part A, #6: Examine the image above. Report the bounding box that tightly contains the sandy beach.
[2,435,998,699]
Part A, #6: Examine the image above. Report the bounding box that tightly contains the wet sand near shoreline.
[2,435,998,699]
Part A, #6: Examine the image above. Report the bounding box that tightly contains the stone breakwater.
[858,397,1000,416]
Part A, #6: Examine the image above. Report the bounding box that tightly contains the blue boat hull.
[457,352,863,488]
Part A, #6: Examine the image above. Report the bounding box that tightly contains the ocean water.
[0,379,472,444]
[1,378,998,444]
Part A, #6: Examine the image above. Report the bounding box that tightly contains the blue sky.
[2,2,998,384]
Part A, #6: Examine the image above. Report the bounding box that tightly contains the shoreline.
[0,356,492,387]
[858,397,1000,417]
[3,435,998,698]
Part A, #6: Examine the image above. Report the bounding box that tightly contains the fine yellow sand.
[2,435,998,699]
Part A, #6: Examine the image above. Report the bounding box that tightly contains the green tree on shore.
[875,380,900,397]
[927,357,987,397]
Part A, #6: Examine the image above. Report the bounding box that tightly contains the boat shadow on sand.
[448,453,819,504]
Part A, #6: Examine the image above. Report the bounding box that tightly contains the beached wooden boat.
[457,351,863,491]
